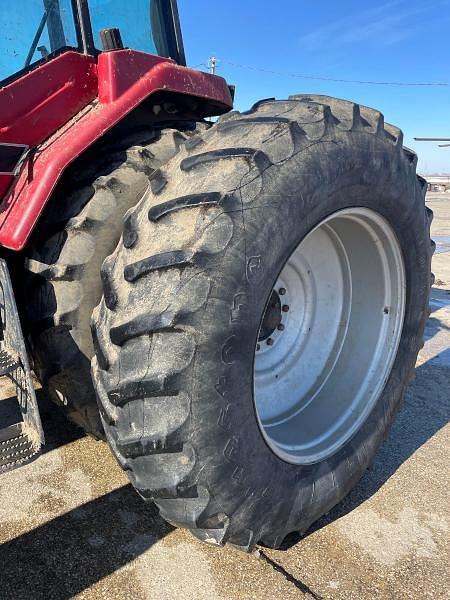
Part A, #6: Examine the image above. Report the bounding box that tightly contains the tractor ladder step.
[0,349,20,376]
[0,423,40,472]
[0,259,44,474]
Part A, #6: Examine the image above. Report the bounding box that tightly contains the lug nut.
[277,324,285,331]
[279,287,286,296]
[266,338,274,346]
[256,344,261,351]
[282,305,290,313]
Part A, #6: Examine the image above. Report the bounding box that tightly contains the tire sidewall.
[185,132,429,538]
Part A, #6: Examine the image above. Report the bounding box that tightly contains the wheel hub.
[257,289,290,348]
[254,208,406,465]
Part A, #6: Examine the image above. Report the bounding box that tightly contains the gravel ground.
[0,193,448,600]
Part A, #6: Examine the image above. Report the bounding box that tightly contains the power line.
[216,59,448,88]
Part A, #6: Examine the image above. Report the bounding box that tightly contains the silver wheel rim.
[254,208,406,465]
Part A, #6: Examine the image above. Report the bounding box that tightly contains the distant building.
[421,175,450,192]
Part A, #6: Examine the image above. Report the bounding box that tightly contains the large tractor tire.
[91,96,433,549]
[24,123,204,437]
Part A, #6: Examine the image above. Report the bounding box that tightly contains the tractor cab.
[0,0,185,86]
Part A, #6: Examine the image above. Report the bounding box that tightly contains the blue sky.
[179,0,450,174]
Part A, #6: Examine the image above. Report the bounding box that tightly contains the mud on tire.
[91,96,433,549]
[23,122,205,437]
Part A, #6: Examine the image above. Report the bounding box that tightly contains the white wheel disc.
[254,208,406,464]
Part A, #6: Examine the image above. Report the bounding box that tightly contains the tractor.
[0,0,432,552]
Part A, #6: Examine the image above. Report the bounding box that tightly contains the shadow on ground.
[0,387,172,599]
[0,484,173,599]
[37,387,86,452]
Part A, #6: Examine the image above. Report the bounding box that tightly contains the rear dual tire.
[23,123,205,436]
[91,96,433,550]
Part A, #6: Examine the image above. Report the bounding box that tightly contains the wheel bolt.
[279,287,286,296]
[282,305,290,313]
[266,338,274,346]
[277,324,285,331]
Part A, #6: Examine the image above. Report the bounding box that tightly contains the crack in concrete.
[259,550,324,599]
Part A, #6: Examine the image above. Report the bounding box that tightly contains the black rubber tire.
[91,96,433,550]
[23,123,205,437]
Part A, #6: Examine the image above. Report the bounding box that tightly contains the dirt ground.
[0,193,448,600]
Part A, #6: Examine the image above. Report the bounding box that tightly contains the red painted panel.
[97,50,232,107]
[0,52,97,146]
[0,50,232,251]
[0,52,98,211]
[0,180,10,200]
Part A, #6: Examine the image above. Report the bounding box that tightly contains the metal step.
[0,423,40,472]
[0,259,44,474]
[0,349,19,377]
